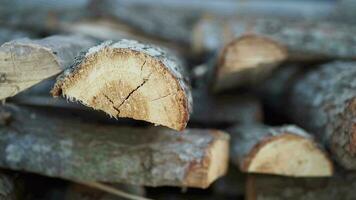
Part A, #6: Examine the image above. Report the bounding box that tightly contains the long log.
[51,39,192,131]
[246,172,356,200]
[211,35,287,91]
[229,124,333,177]
[259,61,356,169]
[0,35,96,100]
[192,16,356,60]
[0,105,228,188]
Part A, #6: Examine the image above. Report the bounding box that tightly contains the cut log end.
[51,42,190,131]
[242,133,333,177]
[0,42,60,100]
[184,131,229,188]
[213,35,287,91]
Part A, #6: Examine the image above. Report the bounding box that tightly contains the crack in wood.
[103,94,121,115]
[150,93,173,102]
[116,73,152,112]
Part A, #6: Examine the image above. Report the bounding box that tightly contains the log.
[246,172,356,200]
[212,35,287,91]
[192,16,356,60]
[51,39,192,131]
[8,77,260,128]
[0,35,96,100]
[0,105,229,188]
[229,124,333,177]
[259,61,356,169]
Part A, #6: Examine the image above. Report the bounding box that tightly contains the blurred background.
[1,0,356,200]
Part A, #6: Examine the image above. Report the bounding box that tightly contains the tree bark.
[259,61,356,169]
[229,124,333,177]
[192,16,356,60]
[0,105,228,188]
[0,35,96,100]
[246,172,356,200]
[51,39,192,131]
[211,35,287,91]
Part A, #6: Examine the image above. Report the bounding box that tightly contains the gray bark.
[260,61,356,169]
[51,39,192,131]
[230,124,311,169]
[0,105,228,188]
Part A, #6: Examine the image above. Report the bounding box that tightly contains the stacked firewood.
[1,0,356,199]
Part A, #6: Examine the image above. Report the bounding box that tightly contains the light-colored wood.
[213,35,287,91]
[0,105,228,188]
[0,35,95,100]
[260,61,356,169]
[52,39,192,131]
[229,124,333,177]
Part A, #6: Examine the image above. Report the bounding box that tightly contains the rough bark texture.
[0,105,228,188]
[192,16,356,60]
[51,39,192,131]
[229,124,333,177]
[247,172,356,200]
[0,35,96,100]
[260,61,356,169]
[212,35,287,91]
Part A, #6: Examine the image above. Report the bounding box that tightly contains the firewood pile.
[0,0,356,199]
